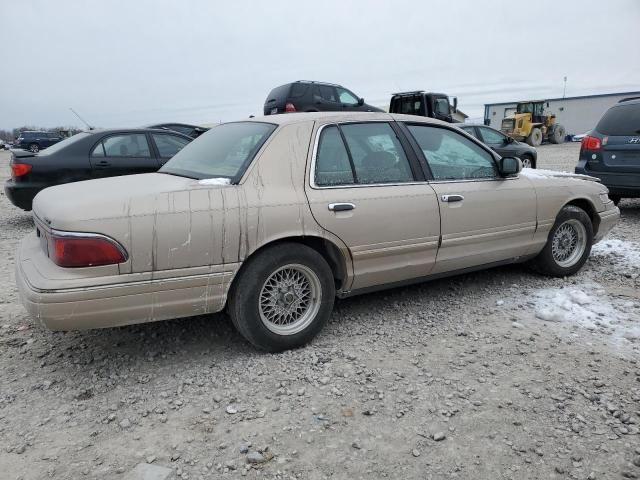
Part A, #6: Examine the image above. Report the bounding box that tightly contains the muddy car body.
[16,112,619,351]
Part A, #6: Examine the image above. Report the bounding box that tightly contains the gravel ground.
[1,143,639,480]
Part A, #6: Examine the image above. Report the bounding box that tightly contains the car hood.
[520,168,600,183]
[32,173,230,231]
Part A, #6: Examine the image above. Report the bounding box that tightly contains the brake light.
[581,135,601,151]
[11,163,32,177]
[50,234,127,267]
[285,102,296,113]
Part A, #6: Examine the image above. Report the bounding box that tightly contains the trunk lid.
[597,135,640,173]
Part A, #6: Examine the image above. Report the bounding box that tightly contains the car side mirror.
[503,136,514,144]
[498,156,522,177]
[358,97,364,106]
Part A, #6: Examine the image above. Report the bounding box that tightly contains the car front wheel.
[228,243,335,352]
[529,205,593,277]
[520,154,535,168]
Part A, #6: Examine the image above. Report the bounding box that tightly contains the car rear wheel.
[520,154,535,168]
[29,143,39,153]
[526,128,542,147]
[529,205,593,277]
[228,243,335,352]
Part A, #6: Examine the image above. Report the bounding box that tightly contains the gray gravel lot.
[1,143,639,480]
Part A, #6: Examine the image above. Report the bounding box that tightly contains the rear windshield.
[264,84,291,104]
[596,103,640,136]
[38,132,90,156]
[159,122,276,181]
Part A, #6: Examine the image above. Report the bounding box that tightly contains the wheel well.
[566,198,600,235]
[232,236,348,293]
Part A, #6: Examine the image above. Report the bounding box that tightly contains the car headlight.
[599,192,611,204]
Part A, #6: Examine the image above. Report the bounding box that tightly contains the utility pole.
[563,76,567,98]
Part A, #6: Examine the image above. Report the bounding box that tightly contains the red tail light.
[285,102,296,113]
[50,233,127,268]
[581,135,601,151]
[11,162,32,177]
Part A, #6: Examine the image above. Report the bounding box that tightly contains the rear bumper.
[16,234,237,331]
[4,179,44,210]
[574,167,640,197]
[594,207,620,243]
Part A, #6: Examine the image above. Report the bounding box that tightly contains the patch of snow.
[197,178,231,186]
[592,239,640,269]
[521,168,598,182]
[528,283,640,348]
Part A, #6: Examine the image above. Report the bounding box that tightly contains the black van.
[575,98,640,204]
[263,81,382,115]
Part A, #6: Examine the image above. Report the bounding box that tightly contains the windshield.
[160,122,276,180]
[38,132,90,155]
[517,103,534,114]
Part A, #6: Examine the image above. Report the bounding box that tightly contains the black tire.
[609,195,621,206]
[526,128,542,147]
[529,205,593,277]
[520,154,535,169]
[228,243,335,352]
[29,143,39,153]
[549,125,566,144]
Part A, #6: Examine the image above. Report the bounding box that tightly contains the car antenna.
[69,107,94,130]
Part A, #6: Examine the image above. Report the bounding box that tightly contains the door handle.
[328,202,355,212]
[441,194,464,203]
[95,160,111,167]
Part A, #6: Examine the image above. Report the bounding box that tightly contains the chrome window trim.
[309,122,518,189]
[309,121,424,190]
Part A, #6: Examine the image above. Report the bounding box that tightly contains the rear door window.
[289,83,308,98]
[315,126,355,186]
[596,104,640,136]
[96,134,152,157]
[317,85,338,103]
[314,123,415,186]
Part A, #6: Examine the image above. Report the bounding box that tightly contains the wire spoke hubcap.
[551,219,587,267]
[259,264,321,336]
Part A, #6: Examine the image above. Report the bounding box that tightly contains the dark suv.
[14,131,64,153]
[263,81,382,115]
[575,98,640,204]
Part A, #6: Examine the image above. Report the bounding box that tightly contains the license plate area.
[270,107,278,114]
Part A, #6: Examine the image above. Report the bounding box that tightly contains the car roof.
[79,128,193,138]
[212,111,455,128]
[613,97,640,106]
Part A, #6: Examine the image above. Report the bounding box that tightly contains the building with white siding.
[483,91,640,136]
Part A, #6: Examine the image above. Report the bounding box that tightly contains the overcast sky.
[1,0,639,129]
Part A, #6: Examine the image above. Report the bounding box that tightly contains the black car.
[575,98,640,205]
[459,124,538,168]
[14,131,64,153]
[263,80,383,115]
[147,123,209,139]
[5,128,192,210]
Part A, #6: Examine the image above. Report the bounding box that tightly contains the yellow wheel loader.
[500,100,566,146]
